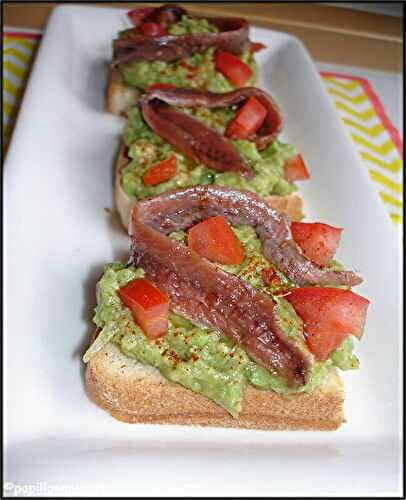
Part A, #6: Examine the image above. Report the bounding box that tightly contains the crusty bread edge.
[115,144,305,233]
[85,341,345,430]
[266,192,305,222]
[106,67,141,116]
[114,143,133,232]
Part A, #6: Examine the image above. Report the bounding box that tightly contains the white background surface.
[4,5,403,497]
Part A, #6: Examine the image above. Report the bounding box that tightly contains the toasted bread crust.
[265,192,304,221]
[106,68,140,116]
[85,342,344,430]
[114,145,305,233]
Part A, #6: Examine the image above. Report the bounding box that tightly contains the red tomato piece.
[214,50,253,88]
[224,120,248,140]
[118,278,169,339]
[225,96,268,140]
[144,83,177,92]
[286,287,369,361]
[140,22,167,36]
[143,156,177,186]
[188,215,245,265]
[284,154,310,182]
[127,7,155,26]
[291,222,343,267]
[250,42,266,53]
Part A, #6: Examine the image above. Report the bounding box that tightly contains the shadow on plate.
[75,57,111,114]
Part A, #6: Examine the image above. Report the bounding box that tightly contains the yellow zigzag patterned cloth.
[3,33,40,146]
[3,34,403,228]
[321,72,403,227]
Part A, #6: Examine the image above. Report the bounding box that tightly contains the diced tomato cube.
[188,215,245,265]
[145,83,177,92]
[117,278,169,339]
[286,287,369,361]
[215,50,253,88]
[224,120,249,140]
[225,96,268,140]
[127,7,155,26]
[291,222,343,267]
[140,22,167,36]
[143,156,177,186]
[250,42,266,53]
[284,154,310,182]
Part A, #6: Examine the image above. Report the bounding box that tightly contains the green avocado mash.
[83,227,359,416]
[120,16,257,92]
[121,105,297,200]
[168,15,219,36]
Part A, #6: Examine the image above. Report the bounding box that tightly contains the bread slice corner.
[266,192,304,221]
[106,67,141,116]
[85,341,345,430]
[114,143,133,231]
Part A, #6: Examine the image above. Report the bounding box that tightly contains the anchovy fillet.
[129,186,362,386]
[113,4,249,66]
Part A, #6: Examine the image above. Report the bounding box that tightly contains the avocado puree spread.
[122,105,297,200]
[84,226,359,416]
[120,16,257,92]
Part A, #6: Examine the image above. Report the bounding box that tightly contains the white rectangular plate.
[5,5,402,497]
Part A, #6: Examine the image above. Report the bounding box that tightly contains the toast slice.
[106,68,140,116]
[115,144,305,232]
[85,341,345,430]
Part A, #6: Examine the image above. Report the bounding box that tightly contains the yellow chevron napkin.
[3,33,403,229]
[321,72,403,227]
[3,32,40,148]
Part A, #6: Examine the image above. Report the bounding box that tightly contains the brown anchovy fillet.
[133,185,362,288]
[112,4,249,66]
[130,208,312,387]
[129,186,362,386]
[140,94,246,177]
[142,87,283,150]
[140,87,282,177]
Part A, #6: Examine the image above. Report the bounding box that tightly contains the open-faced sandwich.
[107,4,260,114]
[83,186,369,430]
[116,86,309,230]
